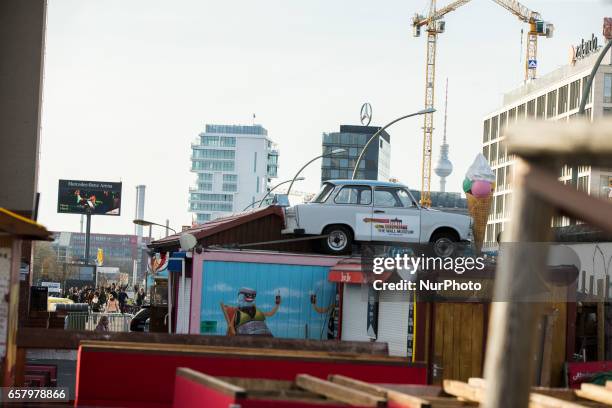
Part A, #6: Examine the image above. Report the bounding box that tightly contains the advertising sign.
[57,180,122,216]
[604,17,612,40]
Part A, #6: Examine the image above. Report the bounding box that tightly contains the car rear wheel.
[430,231,458,258]
[322,225,352,255]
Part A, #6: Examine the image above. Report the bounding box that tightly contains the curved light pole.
[256,177,305,208]
[578,38,612,115]
[351,108,436,180]
[241,178,306,211]
[286,148,346,195]
[133,219,177,237]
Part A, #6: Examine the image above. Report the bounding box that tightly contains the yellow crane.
[412,0,553,207]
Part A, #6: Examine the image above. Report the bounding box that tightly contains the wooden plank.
[442,380,484,403]
[453,305,462,381]
[328,375,433,408]
[482,159,554,408]
[470,304,484,379]
[539,313,555,387]
[433,303,445,385]
[176,367,246,398]
[442,304,454,382]
[459,304,473,382]
[467,378,485,388]
[16,327,390,355]
[521,163,612,234]
[218,377,292,391]
[529,392,590,408]
[575,383,612,405]
[506,119,612,167]
[295,374,385,407]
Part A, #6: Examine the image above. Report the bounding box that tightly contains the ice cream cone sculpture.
[463,154,495,251]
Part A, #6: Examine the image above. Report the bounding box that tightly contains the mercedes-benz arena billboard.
[57,179,122,216]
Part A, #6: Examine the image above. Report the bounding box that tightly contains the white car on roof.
[282,180,473,255]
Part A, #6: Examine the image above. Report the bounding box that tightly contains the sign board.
[570,34,600,64]
[57,179,122,216]
[528,59,537,69]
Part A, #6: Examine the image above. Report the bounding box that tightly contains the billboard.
[57,179,122,216]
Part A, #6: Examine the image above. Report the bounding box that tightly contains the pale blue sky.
[39,0,611,236]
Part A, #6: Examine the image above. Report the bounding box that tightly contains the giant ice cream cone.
[466,193,492,252]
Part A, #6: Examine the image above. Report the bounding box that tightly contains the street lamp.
[241,177,306,211]
[287,148,346,196]
[133,219,177,238]
[351,108,436,179]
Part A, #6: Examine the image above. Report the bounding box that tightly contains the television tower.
[434,78,453,192]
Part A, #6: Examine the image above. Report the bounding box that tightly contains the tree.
[32,241,64,283]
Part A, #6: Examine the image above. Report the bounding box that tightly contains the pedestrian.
[95,315,109,332]
[136,287,145,307]
[105,293,120,313]
[91,291,101,313]
[117,287,128,313]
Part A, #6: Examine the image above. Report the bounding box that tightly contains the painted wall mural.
[200,261,336,339]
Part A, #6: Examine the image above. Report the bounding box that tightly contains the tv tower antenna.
[434,78,453,193]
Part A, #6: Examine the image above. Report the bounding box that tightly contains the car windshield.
[312,183,335,203]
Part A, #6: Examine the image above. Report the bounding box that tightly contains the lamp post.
[241,177,306,211]
[351,108,435,179]
[287,149,346,196]
[133,219,177,237]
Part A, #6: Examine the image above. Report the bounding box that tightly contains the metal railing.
[64,312,134,332]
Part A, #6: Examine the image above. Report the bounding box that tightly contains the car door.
[371,187,421,243]
[331,184,373,241]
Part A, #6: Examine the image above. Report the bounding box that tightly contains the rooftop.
[203,124,268,136]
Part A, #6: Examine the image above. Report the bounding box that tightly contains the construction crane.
[412,0,553,207]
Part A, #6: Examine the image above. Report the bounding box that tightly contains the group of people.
[64,283,146,314]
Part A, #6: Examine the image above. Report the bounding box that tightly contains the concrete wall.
[0,0,47,215]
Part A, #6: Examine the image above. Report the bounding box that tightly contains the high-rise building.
[189,124,279,223]
[482,37,612,248]
[321,125,390,182]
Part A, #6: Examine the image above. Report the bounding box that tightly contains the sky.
[38,0,611,238]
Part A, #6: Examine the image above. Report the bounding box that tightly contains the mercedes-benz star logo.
[360,103,372,126]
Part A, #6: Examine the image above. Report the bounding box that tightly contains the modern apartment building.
[482,36,612,247]
[190,124,279,223]
[321,125,391,182]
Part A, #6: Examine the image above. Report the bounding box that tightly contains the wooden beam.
[176,368,246,398]
[328,375,433,408]
[575,383,612,405]
[506,119,612,167]
[521,163,612,233]
[443,380,484,403]
[296,374,385,407]
[482,160,554,408]
[529,392,589,408]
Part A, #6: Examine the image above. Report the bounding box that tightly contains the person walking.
[136,287,145,307]
[90,291,101,313]
[105,293,120,313]
[117,287,128,313]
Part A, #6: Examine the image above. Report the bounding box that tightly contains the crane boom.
[491,0,539,23]
[413,0,472,27]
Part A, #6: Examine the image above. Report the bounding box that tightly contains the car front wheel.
[430,231,458,258]
[322,225,352,255]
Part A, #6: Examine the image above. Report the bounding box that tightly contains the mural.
[201,261,336,339]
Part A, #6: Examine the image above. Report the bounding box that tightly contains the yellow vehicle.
[47,296,74,312]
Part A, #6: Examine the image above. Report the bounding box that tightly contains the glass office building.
[321,125,391,182]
